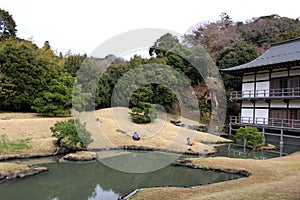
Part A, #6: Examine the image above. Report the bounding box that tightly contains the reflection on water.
[0,152,243,200]
[88,185,116,200]
[213,143,300,159]
[98,150,183,173]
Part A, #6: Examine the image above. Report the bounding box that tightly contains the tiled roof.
[221,38,300,74]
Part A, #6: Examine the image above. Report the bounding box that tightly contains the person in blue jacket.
[132,132,140,141]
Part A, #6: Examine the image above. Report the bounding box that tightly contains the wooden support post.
[280,129,284,145]
[279,143,283,157]
[262,127,265,145]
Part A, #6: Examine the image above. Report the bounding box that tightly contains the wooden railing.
[230,87,300,100]
[230,116,300,130]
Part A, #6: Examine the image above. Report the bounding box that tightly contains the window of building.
[270,76,300,96]
[270,109,300,120]
[269,109,287,119]
[269,109,300,127]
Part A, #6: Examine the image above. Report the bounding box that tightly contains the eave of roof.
[220,38,300,75]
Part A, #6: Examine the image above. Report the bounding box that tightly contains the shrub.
[50,119,93,150]
[129,102,157,124]
[235,126,264,150]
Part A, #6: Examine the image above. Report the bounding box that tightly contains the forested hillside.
[1,8,300,121]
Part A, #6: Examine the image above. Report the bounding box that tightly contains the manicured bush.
[129,102,157,124]
[235,126,264,150]
[50,119,93,150]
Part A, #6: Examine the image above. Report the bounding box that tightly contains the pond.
[213,143,300,160]
[0,153,243,200]
[2,143,299,200]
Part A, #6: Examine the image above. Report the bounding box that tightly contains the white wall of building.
[290,66,300,76]
[271,70,288,78]
[256,73,269,81]
[242,83,255,97]
[243,75,255,82]
[255,101,269,107]
[289,100,300,108]
[256,81,270,97]
[290,69,300,76]
[242,101,254,107]
[270,100,287,108]
[255,109,269,124]
[241,108,253,123]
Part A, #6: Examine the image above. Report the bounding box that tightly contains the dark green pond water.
[213,143,300,159]
[0,153,243,200]
[2,143,298,200]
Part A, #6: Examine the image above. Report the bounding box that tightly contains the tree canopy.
[184,14,300,57]
[0,39,64,110]
[1,7,300,125]
[0,8,17,40]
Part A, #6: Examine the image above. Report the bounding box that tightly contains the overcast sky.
[1,0,299,56]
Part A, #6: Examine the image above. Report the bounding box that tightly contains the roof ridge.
[271,37,300,47]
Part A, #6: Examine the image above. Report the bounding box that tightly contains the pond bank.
[0,162,48,181]
[1,150,300,199]
[130,151,300,200]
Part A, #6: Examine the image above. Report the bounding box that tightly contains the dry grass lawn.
[0,162,29,174]
[131,152,300,200]
[0,108,231,158]
[78,107,231,154]
[0,113,70,158]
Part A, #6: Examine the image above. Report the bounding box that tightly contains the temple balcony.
[230,87,300,101]
[229,116,300,131]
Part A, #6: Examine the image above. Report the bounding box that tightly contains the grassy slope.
[0,113,69,158]
[0,162,29,174]
[0,108,231,158]
[132,152,300,200]
[86,107,231,154]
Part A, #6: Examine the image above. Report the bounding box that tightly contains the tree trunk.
[243,138,247,153]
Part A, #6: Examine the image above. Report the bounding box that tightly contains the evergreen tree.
[216,42,259,90]
[51,119,93,150]
[0,8,17,40]
[0,39,63,110]
[32,75,74,116]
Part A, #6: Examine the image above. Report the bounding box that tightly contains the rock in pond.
[259,144,277,150]
[62,151,98,162]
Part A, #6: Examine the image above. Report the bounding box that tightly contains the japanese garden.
[0,7,300,200]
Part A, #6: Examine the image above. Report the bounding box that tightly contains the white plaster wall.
[255,101,269,107]
[290,66,300,69]
[256,81,270,97]
[258,70,269,73]
[243,75,255,82]
[242,83,254,97]
[289,100,300,108]
[241,108,253,123]
[255,109,269,124]
[290,69,300,76]
[271,70,288,78]
[270,100,287,108]
[242,101,254,108]
[256,73,269,81]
